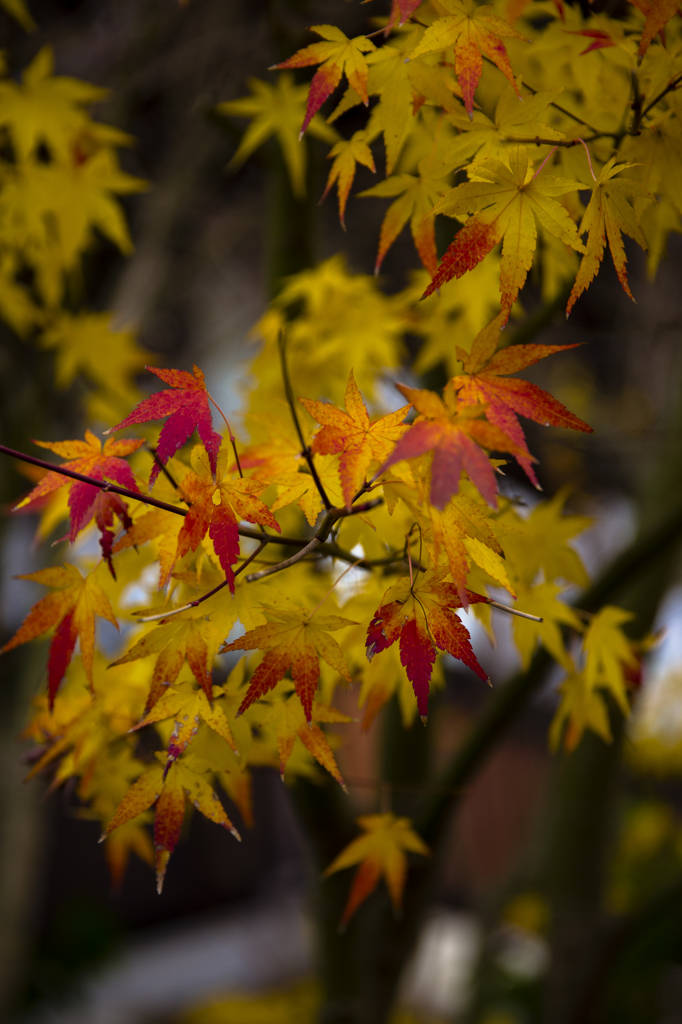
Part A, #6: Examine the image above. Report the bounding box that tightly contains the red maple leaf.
[15,430,143,576]
[106,365,223,486]
[452,315,593,487]
[379,380,528,509]
[366,570,489,720]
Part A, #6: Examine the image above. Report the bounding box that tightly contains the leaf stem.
[206,391,243,478]
[278,329,332,511]
[488,599,542,623]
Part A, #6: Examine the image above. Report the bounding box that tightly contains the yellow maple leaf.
[360,161,451,276]
[259,687,352,788]
[273,26,376,138]
[221,595,356,723]
[406,0,527,118]
[39,311,149,399]
[324,812,429,927]
[566,157,655,316]
[130,680,238,776]
[425,145,586,314]
[216,73,339,198]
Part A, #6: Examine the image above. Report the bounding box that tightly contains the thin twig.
[0,443,191,518]
[639,69,682,122]
[246,535,322,582]
[134,541,268,623]
[278,329,332,511]
[144,443,189,501]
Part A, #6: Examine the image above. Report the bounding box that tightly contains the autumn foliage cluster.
[1,0,681,929]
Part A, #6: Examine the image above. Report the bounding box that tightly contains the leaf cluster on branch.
[0,0,679,923]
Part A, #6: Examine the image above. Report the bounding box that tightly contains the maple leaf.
[39,312,149,402]
[14,429,144,575]
[386,0,424,31]
[564,28,617,55]
[365,570,489,720]
[629,0,680,62]
[550,670,613,752]
[300,370,409,508]
[273,26,376,138]
[500,488,591,589]
[321,131,376,228]
[583,605,637,715]
[177,444,280,593]
[566,158,654,317]
[101,756,240,893]
[130,680,238,778]
[328,28,462,175]
[221,597,356,723]
[359,161,450,276]
[106,364,223,486]
[259,687,352,789]
[2,564,117,708]
[380,381,528,509]
[452,314,593,486]
[324,813,429,927]
[0,147,146,273]
[446,81,567,166]
[406,0,527,118]
[424,146,586,313]
[0,0,35,32]
[111,611,221,711]
[0,46,108,162]
[112,507,183,590]
[510,581,583,670]
[216,73,340,198]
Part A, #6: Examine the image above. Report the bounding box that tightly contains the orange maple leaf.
[2,564,118,708]
[221,597,356,722]
[321,131,376,228]
[406,0,526,118]
[300,370,409,508]
[452,314,593,487]
[380,381,528,509]
[15,429,144,576]
[177,444,280,593]
[272,26,376,138]
[102,757,240,893]
[366,570,489,718]
[324,812,429,928]
[629,0,680,61]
